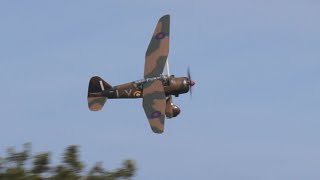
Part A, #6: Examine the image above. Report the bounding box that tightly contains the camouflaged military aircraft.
[87,15,195,134]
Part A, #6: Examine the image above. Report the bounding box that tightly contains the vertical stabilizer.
[87,76,112,111]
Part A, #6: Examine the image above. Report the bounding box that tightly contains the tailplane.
[87,76,112,111]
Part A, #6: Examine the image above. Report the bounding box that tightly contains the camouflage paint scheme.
[87,15,195,134]
[142,80,166,133]
[144,15,169,78]
[87,75,190,133]
[87,76,109,111]
[88,76,190,99]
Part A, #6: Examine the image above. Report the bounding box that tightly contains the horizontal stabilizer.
[88,97,107,111]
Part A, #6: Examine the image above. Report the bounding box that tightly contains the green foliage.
[31,152,50,174]
[0,144,136,180]
[1,167,26,179]
[51,165,79,180]
[5,143,31,167]
[63,145,83,173]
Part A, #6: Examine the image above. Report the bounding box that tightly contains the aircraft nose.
[190,80,195,86]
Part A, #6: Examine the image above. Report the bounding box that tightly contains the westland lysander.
[87,15,195,134]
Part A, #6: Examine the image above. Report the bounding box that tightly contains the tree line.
[0,143,135,180]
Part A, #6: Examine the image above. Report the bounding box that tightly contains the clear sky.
[1,1,320,179]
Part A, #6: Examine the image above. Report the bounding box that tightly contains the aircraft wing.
[144,15,170,78]
[143,80,166,133]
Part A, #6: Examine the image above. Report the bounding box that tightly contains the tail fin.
[87,76,112,111]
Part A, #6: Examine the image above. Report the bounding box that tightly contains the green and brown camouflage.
[87,15,195,133]
[88,76,190,99]
[142,80,166,133]
[87,76,109,111]
[144,15,170,78]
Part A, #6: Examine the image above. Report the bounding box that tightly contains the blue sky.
[1,1,320,179]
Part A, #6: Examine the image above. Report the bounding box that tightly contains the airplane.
[87,15,195,134]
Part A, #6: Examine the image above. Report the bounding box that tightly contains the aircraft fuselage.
[97,76,190,99]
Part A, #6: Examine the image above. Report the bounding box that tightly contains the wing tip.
[160,14,170,21]
[163,14,170,17]
[151,127,164,134]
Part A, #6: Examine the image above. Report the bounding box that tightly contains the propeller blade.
[187,66,195,98]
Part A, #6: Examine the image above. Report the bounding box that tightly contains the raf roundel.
[151,111,161,118]
[155,32,166,40]
[133,91,142,97]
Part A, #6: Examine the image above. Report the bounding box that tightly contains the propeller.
[187,66,195,97]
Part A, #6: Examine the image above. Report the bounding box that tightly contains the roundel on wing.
[151,111,161,118]
[155,32,166,40]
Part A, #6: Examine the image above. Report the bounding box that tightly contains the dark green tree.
[0,144,136,180]
[51,145,84,180]
[63,145,84,173]
[31,152,50,179]
[5,143,31,167]
[87,162,107,180]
